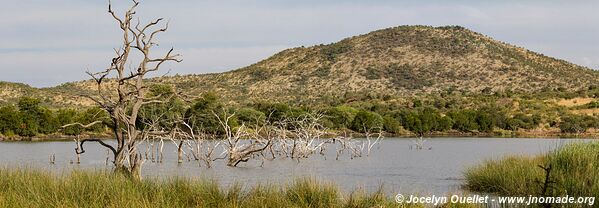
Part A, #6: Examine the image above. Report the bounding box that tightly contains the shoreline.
[1,131,596,142]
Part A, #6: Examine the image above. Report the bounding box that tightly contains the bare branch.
[61,120,104,129]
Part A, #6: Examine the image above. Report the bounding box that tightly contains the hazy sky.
[1,0,598,87]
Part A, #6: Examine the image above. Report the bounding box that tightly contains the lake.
[0,137,589,195]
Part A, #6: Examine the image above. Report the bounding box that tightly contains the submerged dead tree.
[64,0,181,179]
[216,112,272,167]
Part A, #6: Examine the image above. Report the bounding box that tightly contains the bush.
[236,107,266,126]
[80,107,109,133]
[475,112,493,132]
[382,115,401,133]
[253,102,306,123]
[57,109,82,136]
[559,114,598,133]
[448,110,478,132]
[0,105,20,135]
[185,93,238,135]
[37,107,59,134]
[325,106,358,129]
[397,107,451,136]
[350,110,384,133]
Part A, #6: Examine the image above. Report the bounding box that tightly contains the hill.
[2,25,598,107]
[155,25,599,104]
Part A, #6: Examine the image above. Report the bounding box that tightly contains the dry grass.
[556,97,594,107]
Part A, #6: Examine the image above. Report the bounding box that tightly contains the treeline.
[0,97,108,137]
[141,92,599,136]
[2,92,599,138]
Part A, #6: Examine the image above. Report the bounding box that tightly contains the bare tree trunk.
[177,140,184,164]
[64,0,180,180]
[49,154,55,165]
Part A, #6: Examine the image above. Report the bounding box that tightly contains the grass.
[464,142,599,197]
[0,168,423,208]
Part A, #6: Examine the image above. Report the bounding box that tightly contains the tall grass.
[464,142,599,197]
[0,168,422,208]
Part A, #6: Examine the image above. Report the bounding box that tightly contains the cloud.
[1,0,598,87]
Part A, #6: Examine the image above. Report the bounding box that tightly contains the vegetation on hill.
[2,25,598,108]
[150,25,598,105]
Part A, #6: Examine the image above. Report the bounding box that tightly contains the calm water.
[0,137,589,194]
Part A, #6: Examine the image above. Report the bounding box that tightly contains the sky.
[1,0,598,88]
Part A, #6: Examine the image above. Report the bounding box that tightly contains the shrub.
[448,110,479,132]
[254,102,307,123]
[350,110,384,133]
[80,107,110,133]
[185,93,237,135]
[382,115,401,133]
[397,107,451,135]
[57,109,82,136]
[37,107,59,134]
[0,105,20,135]
[236,107,266,126]
[325,106,359,129]
[559,114,598,133]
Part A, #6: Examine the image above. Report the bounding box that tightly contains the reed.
[0,168,425,208]
[465,142,599,198]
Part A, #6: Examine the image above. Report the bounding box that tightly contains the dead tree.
[216,112,271,167]
[49,154,56,165]
[176,120,221,168]
[283,114,329,159]
[363,128,384,156]
[65,0,181,179]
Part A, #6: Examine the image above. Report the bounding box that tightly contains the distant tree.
[236,107,266,126]
[138,84,185,131]
[37,107,59,134]
[253,102,306,123]
[398,107,448,136]
[79,107,109,133]
[507,113,540,130]
[351,110,384,133]
[419,107,440,132]
[448,109,479,132]
[383,115,401,133]
[403,111,424,135]
[57,109,82,136]
[186,93,237,134]
[475,111,494,132]
[0,105,20,135]
[559,114,599,134]
[437,116,453,132]
[17,97,41,113]
[559,115,586,134]
[478,106,509,130]
[326,105,359,129]
[17,97,42,136]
